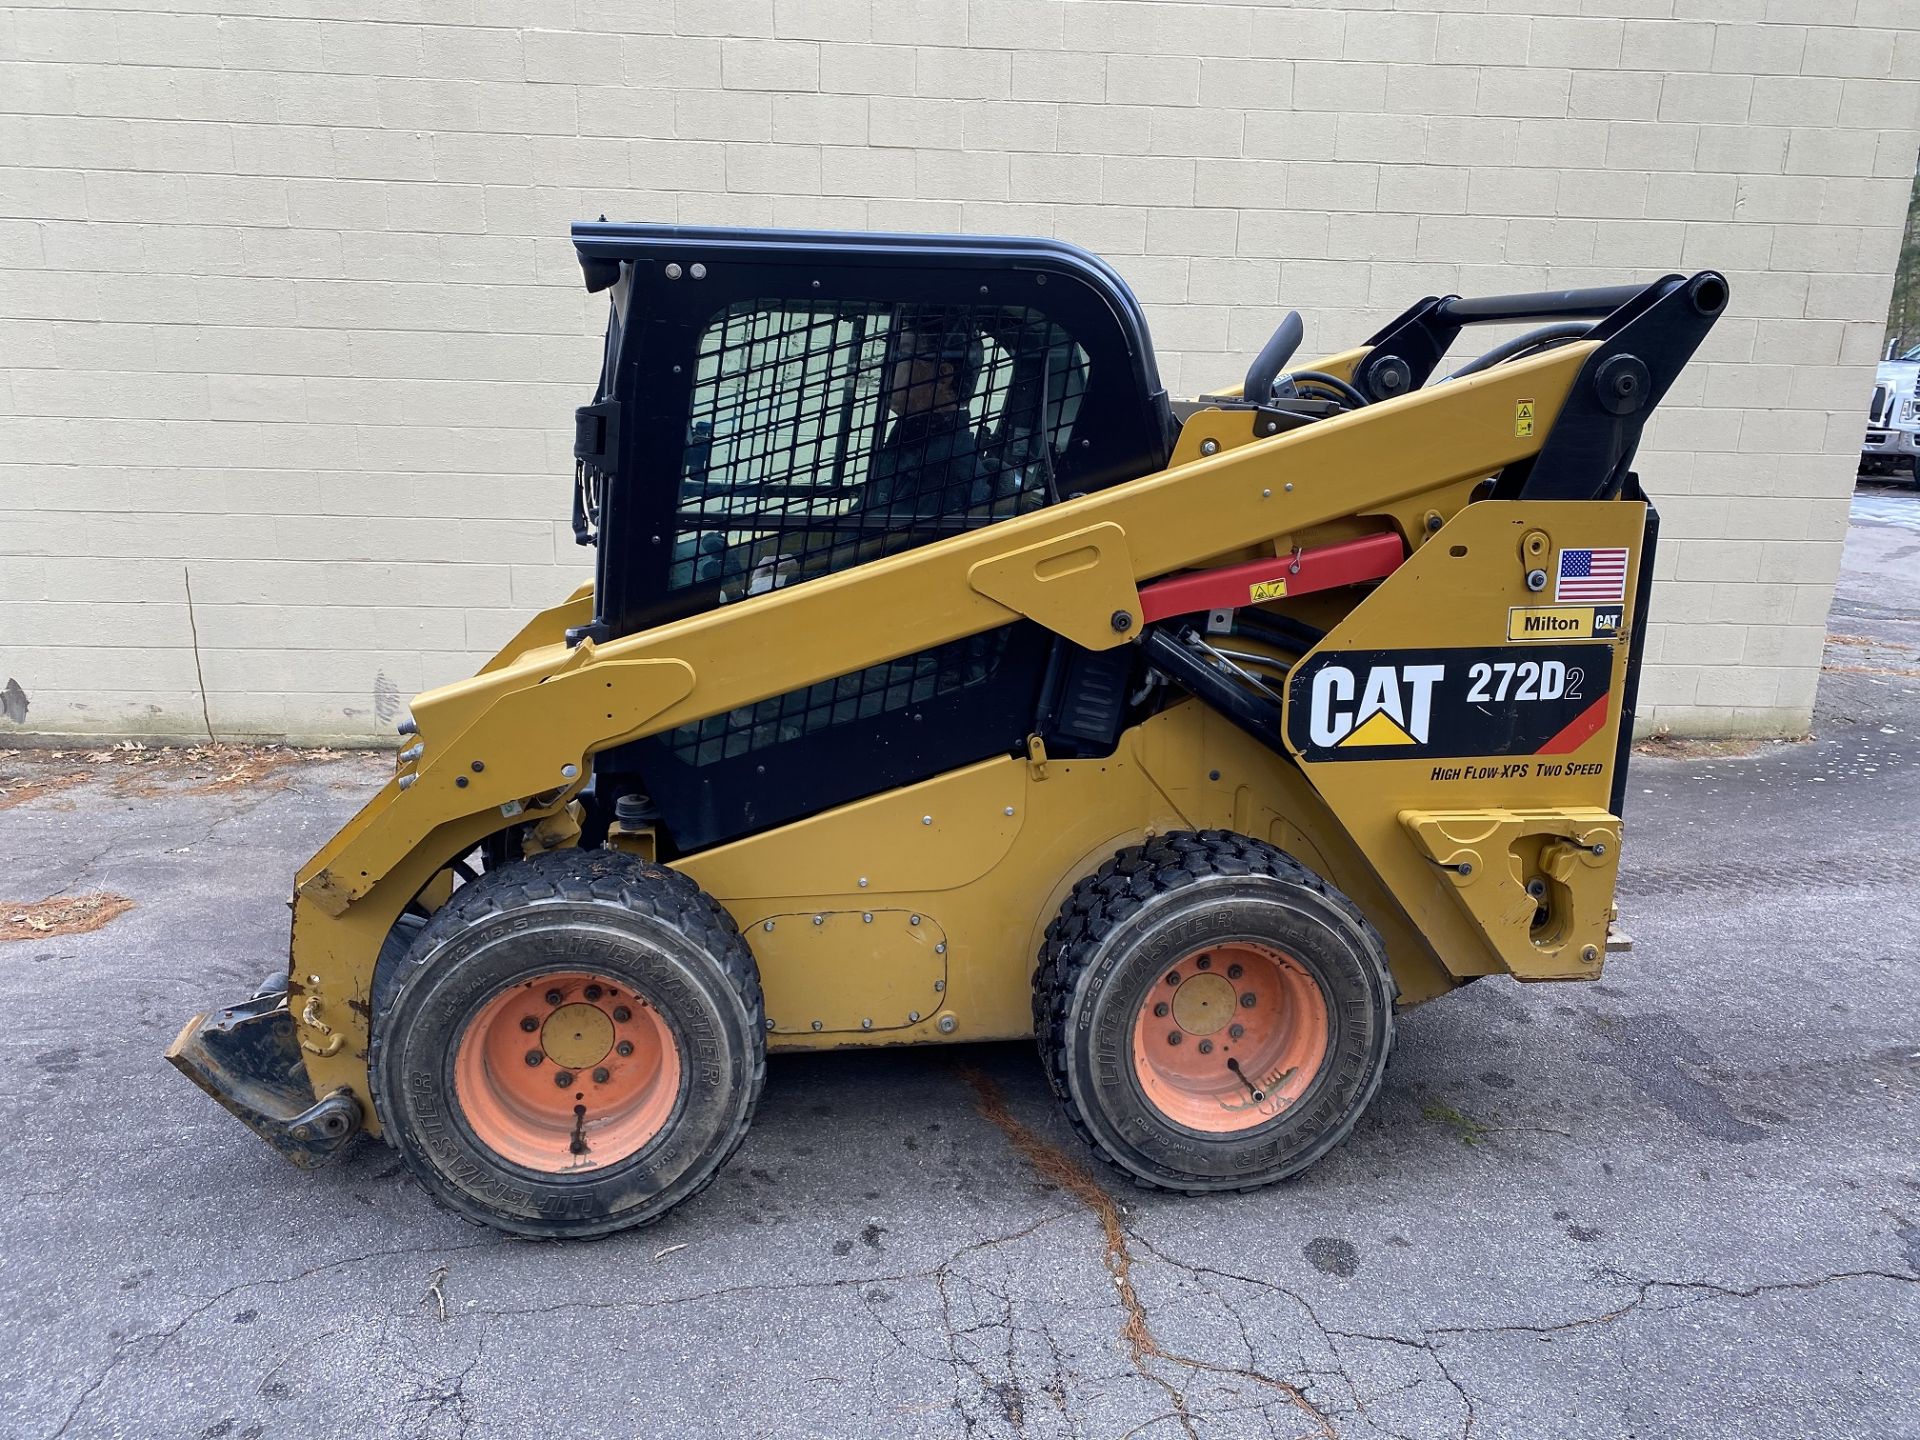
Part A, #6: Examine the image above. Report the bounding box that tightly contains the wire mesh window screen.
[668,299,1089,595]
[658,297,1087,770]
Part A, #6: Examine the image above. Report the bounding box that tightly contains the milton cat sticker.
[1287,644,1614,762]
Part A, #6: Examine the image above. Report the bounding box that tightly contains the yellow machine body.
[274,339,1649,1134]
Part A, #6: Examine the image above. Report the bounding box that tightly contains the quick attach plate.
[166,990,363,1169]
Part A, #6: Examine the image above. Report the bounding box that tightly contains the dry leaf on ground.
[1,893,135,943]
[0,743,340,803]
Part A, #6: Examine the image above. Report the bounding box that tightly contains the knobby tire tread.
[1031,829,1396,1194]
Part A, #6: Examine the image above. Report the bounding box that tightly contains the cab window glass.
[668,300,1090,597]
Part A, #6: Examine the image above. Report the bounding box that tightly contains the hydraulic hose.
[1448,322,1593,380]
[1232,609,1327,654]
[1283,370,1369,409]
[1139,627,1287,754]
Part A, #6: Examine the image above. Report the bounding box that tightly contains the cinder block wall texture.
[3,0,1917,742]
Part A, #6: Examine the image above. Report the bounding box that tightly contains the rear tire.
[1034,830,1395,1192]
[370,849,764,1238]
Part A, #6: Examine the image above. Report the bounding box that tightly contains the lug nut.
[545,989,564,1006]
[525,1050,543,1067]
[1167,1031,1183,1046]
[1240,992,1257,1008]
[1196,955,1211,970]
[616,1041,634,1057]
[554,1071,574,1087]
[1227,964,1243,980]
[613,1005,631,1023]
[1229,1023,1245,1040]
[1198,1040,1214,1054]
[592,1067,611,1083]
[1165,971,1180,986]
[520,1016,538,1033]
[585,984,603,1001]
[1154,1002,1170,1018]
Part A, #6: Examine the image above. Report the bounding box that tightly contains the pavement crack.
[1133,1242,1468,1440]
[462,1269,918,1322]
[916,1213,1077,1433]
[1416,1266,1920,1342]
[45,1237,502,1439]
[963,1068,1336,1440]
[1311,1265,1920,1439]
[42,838,117,900]
[399,1346,481,1440]
[46,1364,115,1440]
[460,1214,1071,1335]
[1318,1326,1477,1439]
[161,790,281,854]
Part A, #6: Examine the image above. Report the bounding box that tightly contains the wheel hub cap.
[542,1002,614,1069]
[1170,973,1235,1036]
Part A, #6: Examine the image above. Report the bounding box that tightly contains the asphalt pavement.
[1,485,1916,1440]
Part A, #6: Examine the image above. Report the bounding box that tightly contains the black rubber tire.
[1033,830,1396,1193]
[369,849,764,1239]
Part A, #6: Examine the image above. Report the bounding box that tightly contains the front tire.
[1034,831,1395,1192]
[370,849,764,1238]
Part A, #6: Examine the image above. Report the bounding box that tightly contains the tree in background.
[1887,165,1920,354]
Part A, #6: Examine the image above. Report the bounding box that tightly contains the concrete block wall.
[2,0,1917,742]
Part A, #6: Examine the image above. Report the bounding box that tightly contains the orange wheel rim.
[1129,942,1329,1134]
[453,971,681,1173]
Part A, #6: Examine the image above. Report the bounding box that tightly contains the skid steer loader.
[168,223,1727,1237]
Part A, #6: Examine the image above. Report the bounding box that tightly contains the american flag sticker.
[1555,547,1629,603]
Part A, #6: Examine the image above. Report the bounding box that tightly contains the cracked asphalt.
[3,487,1917,1440]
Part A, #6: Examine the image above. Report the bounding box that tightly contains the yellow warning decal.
[1338,711,1417,747]
[1515,399,1536,438]
[1249,578,1288,603]
[1507,605,1622,641]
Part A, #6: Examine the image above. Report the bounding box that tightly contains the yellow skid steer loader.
[169,223,1727,1237]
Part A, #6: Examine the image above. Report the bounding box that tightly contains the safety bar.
[1355,272,1727,415]
[1434,284,1647,326]
[1138,532,1405,624]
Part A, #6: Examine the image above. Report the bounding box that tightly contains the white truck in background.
[1863,342,1920,483]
